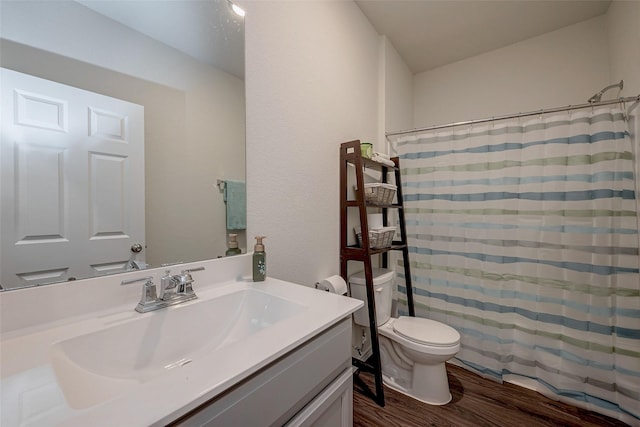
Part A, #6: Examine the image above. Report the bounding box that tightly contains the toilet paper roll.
[318,275,348,295]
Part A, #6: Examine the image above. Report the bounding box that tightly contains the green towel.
[224,180,246,230]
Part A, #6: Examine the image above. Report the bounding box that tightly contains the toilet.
[349,268,460,405]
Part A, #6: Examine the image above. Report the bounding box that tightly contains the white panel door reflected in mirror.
[1,68,145,289]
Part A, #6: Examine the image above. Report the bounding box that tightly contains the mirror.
[0,0,245,290]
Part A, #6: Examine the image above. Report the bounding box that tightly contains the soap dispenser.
[252,236,266,282]
[225,233,241,256]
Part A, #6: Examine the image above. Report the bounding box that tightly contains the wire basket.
[355,183,396,205]
[354,227,396,249]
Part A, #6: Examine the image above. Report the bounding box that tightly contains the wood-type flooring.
[353,364,630,427]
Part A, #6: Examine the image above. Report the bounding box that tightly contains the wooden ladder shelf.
[339,140,415,407]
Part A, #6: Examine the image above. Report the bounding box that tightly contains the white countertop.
[0,257,362,426]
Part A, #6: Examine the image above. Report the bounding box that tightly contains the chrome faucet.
[121,267,205,313]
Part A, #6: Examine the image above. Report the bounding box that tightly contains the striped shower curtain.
[393,107,639,424]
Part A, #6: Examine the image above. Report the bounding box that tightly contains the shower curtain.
[393,107,639,424]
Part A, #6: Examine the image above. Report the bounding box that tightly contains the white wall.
[606,0,640,96]
[244,0,381,286]
[413,15,612,127]
[411,2,640,130]
[383,37,414,138]
[0,1,245,266]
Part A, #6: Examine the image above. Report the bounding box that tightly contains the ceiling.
[76,0,245,78]
[355,0,612,74]
[74,1,612,80]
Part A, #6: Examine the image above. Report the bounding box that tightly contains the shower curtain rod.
[385,94,640,138]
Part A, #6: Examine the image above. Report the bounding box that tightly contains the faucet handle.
[121,276,157,310]
[121,276,154,286]
[178,267,205,294]
[183,267,205,273]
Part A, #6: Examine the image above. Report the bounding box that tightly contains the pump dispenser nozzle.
[254,236,266,252]
[226,233,241,256]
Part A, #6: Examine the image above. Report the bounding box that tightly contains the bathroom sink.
[50,288,306,409]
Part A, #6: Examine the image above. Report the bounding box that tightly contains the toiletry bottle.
[226,233,242,256]
[252,236,266,282]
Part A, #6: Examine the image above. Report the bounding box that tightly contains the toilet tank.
[348,268,394,327]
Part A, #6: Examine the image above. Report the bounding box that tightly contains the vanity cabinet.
[171,318,353,427]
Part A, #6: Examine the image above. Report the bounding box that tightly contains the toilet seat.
[392,316,460,347]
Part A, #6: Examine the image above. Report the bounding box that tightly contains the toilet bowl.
[349,269,460,405]
[378,316,460,404]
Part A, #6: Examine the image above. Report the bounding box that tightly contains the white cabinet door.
[285,367,354,427]
[0,68,144,288]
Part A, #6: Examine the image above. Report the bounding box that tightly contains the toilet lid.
[393,316,460,346]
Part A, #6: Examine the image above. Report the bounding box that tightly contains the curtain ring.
[566,106,573,125]
[515,114,520,133]
[618,98,629,121]
[626,96,640,118]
